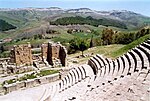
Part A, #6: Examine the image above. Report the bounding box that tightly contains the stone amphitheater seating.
[49,39,150,101]
[1,40,150,101]
[44,40,150,101]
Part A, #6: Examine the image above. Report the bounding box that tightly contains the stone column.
[47,42,53,66]
[59,46,67,66]
[27,42,33,65]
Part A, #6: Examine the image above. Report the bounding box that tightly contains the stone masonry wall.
[41,43,48,60]
[41,42,67,66]
[10,43,33,65]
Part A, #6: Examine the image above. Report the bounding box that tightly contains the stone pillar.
[59,46,67,66]
[27,42,33,65]
[47,42,53,66]
[41,43,48,60]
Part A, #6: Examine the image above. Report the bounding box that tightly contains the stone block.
[25,79,36,88]
[4,83,17,93]
[0,87,4,95]
[39,77,48,84]
[16,81,25,89]
[49,73,59,82]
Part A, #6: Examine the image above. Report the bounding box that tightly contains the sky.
[0,0,150,17]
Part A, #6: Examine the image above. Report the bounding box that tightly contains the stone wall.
[2,73,60,95]
[41,43,48,60]
[10,43,33,65]
[41,42,67,67]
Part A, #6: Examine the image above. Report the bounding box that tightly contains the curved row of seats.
[39,64,94,100]
[88,40,150,80]
[81,40,150,101]
[41,39,150,101]
[58,64,94,92]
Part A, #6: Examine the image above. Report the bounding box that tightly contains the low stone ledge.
[2,73,60,95]
[25,79,36,88]
[46,73,60,83]
[0,87,4,95]
[38,77,48,84]
[16,81,25,89]
[3,83,17,93]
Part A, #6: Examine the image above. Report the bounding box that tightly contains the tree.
[0,45,4,53]
[68,38,89,55]
[90,35,93,48]
[101,28,114,45]
[67,29,73,34]
[78,39,89,56]
[68,38,79,54]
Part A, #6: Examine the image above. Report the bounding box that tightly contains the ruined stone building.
[10,43,33,65]
[41,42,67,66]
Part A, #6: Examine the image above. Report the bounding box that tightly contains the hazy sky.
[0,0,150,16]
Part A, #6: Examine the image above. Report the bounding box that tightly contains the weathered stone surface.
[0,87,4,95]
[47,42,53,66]
[41,42,67,67]
[10,43,33,65]
[25,79,36,88]
[16,81,25,89]
[45,73,59,83]
[59,46,67,66]
[39,77,49,84]
[4,83,17,93]
[41,43,48,60]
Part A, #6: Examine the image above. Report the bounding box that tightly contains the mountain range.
[0,7,150,39]
[0,7,150,28]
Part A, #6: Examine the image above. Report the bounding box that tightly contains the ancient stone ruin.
[1,39,149,101]
[1,40,150,101]
[0,42,67,76]
[0,43,34,75]
[41,42,67,67]
[10,43,33,65]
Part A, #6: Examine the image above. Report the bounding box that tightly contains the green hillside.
[0,19,16,31]
[111,33,150,58]
[50,16,127,29]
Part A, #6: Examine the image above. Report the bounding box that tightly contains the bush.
[37,70,59,76]
[112,28,150,44]
[0,51,10,58]
[4,79,16,85]
[18,73,37,81]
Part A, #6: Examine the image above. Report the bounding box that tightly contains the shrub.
[37,70,59,76]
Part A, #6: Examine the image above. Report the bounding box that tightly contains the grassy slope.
[111,34,150,58]
[68,33,150,64]
[52,32,97,43]
[0,20,45,39]
[4,39,48,46]
[68,44,125,64]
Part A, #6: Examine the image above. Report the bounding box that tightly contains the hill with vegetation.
[0,19,16,31]
[50,16,127,29]
[0,7,149,40]
[0,7,150,59]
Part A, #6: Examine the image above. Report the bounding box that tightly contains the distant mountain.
[0,7,150,29]
[66,8,94,13]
